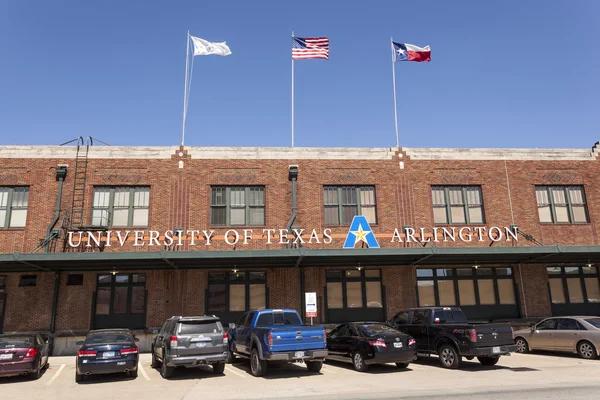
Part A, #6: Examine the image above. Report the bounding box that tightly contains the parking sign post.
[305,292,317,325]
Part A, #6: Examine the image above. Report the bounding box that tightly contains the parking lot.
[1,352,599,400]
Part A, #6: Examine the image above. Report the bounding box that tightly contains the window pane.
[230,208,245,225]
[361,206,376,224]
[476,268,493,276]
[497,279,516,304]
[342,205,358,225]
[417,269,433,278]
[572,206,587,223]
[208,284,226,312]
[418,281,435,306]
[132,209,148,226]
[131,286,145,314]
[230,188,245,206]
[323,187,338,205]
[366,282,382,308]
[538,205,553,223]
[584,278,600,303]
[229,285,246,311]
[346,282,363,308]
[466,187,482,205]
[249,284,266,309]
[0,188,8,207]
[567,278,584,303]
[433,207,448,224]
[365,270,380,278]
[249,272,266,281]
[458,280,476,305]
[132,274,146,283]
[113,287,128,314]
[469,206,484,223]
[438,280,456,306]
[436,269,453,277]
[568,187,584,204]
[496,267,513,276]
[113,189,130,207]
[98,274,111,284]
[326,282,343,309]
[360,187,376,205]
[229,272,246,282]
[133,188,150,207]
[248,187,264,206]
[9,209,27,227]
[456,268,473,276]
[547,267,562,275]
[249,207,265,226]
[211,187,226,206]
[96,287,111,315]
[448,188,464,205]
[115,274,129,283]
[112,208,129,227]
[582,266,597,275]
[0,210,6,227]
[92,209,109,226]
[324,206,339,225]
[345,270,361,278]
[536,187,550,205]
[555,205,569,223]
[211,207,226,225]
[93,188,110,207]
[341,187,357,205]
[551,187,567,204]
[450,206,466,223]
[478,280,496,305]
[209,273,226,281]
[549,279,566,304]
[431,188,446,206]
[565,267,580,274]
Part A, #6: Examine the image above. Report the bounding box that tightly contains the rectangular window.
[437,280,456,306]
[207,271,266,312]
[91,187,150,227]
[497,279,516,304]
[458,280,476,305]
[67,274,84,286]
[417,281,436,306]
[210,186,265,226]
[94,273,146,318]
[365,282,383,308]
[229,285,246,312]
[0,187,29,228]
[549,279,566,304]
[346,282,363,308]
[207,284,227,312]
[326,282,343,309]
[19,275,37,287]
[431,186,484,224]
[249,284,266,309]
[566,279,584,303]
[323,186,377,225]
[0,276,6,292]
[477,280,496,305]
[548,266,599,306]
[535,186,589,224]
[584,278,600,303]
[96,287,111,315]
[326,269,382,310]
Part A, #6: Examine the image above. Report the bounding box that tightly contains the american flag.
[292,37,329,60]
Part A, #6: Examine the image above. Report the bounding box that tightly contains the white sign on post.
[305,292,317,323]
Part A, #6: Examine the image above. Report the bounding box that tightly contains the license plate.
[103,351,116,358]
[294,351,305,359]
[393,342,403,348]
[492,346,501,354]
[0,354,13,360]
[195,342,207,348]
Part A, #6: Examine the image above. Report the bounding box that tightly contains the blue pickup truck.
[227,309,328,377]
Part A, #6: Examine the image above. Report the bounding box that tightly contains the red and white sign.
[305,292,317,318]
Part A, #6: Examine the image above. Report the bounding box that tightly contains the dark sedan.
[75,329,139,382]
[326,322,417,372]
[0,333,50,379]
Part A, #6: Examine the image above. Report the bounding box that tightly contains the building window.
[323,186,377,225]
[0,187,29,228]
[431,186,484,224]
[536,186,589,224]
[210,187,265,226]
[417,267,516,307]
[326,269,383,309]
[91,187,150,227]
[95,273,146,317]
[547,266,599,305]
[67,274,84,286]
[207,271,266,312]
[19,275,37,287]
[0,276,6,292]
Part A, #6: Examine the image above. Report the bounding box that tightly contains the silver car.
[513,316,600,359]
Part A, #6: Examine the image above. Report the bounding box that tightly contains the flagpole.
[391,37,399,148]
[181,31,190,146]
[291,31,295,148]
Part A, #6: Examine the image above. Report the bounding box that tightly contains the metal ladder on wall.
[70,137,90,228]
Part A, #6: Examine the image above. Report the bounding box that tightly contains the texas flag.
[393,42,431,62]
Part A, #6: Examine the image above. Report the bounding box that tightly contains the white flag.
[190,36,232,56]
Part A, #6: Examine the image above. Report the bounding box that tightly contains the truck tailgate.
[268,326,326,352]
[471,323,514,347]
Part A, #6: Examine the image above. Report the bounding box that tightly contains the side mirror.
[228,323,236,329]
[76,341,84,346]
[530,326,536,332]
[135,338,139,342]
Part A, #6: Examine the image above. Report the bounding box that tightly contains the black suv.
[151,315,228,378]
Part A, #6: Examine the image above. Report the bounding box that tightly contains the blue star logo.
[343,216,380,249]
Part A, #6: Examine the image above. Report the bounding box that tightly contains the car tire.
[306,361,323,373]
[477,356,500,366]
[250,348,268,377]
[30,361,42,380]
[515,337,529,354]
[160,354,174,379]
[75,373,84,383]
[395,362,409,369]
[438,344,461,369]
[151,347,161,368]
[128,368,138,378]
[213,361,226,374]
[577,340,598,360]
[351,351,368,372]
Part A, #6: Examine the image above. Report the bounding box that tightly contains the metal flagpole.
[181,31,190,146]
[291,32,295,148]
[391,37,399,148]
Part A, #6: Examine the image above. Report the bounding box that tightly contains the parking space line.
[46,364,65,385]
[225,365,247,378]
[321,365,338,373]
[138,362,151,381]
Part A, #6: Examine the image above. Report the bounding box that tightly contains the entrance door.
[325,269,385,324]
[93,273,147,329]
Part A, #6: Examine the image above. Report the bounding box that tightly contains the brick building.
[0,141,599,353]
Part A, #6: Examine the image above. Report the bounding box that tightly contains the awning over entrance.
[1,245,600,272]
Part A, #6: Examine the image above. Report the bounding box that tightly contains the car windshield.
[179,320,222,334]
[360,324,400,337]
[585,318,600,329]
[84,333,133,345]
[0,336,34,349]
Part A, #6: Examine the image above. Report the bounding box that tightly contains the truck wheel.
[306,361,323,373]
[226,344,237,364]
[352,351,368,372]
[515,338,529,354]
[577,341,598,359]
[160,355,174,379]
[250,348,268,377]
[213,361,226,374]
[395,362,409,369]
[477,356,500,366]
[438,344,461,369]
[151,347,161,368]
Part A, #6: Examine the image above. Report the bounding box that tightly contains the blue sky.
[0,1,598,148]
